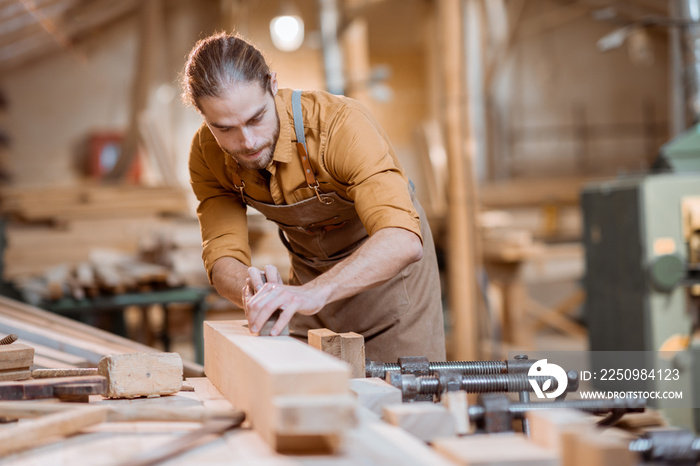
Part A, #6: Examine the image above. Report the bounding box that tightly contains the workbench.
[0,377,454,466]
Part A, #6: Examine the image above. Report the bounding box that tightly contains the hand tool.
[366,355,536,379]
[257,272,289,336]
[387,369,579,402]
[470,393,646,434]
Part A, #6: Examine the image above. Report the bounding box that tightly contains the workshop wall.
[0,0,217,189]
[491,0,670,179]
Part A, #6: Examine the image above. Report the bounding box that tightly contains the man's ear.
[270,71,278,96]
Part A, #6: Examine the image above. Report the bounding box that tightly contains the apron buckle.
[312,183,334,205]
[234,179,246,197]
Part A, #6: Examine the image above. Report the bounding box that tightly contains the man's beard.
[223,111,280,171]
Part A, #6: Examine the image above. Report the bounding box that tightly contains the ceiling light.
[270,14,304,52]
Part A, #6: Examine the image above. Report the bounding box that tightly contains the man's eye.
[218,127,231,133]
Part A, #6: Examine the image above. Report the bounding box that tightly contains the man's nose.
[240,127,256,150]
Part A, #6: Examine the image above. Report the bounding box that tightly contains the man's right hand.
[242,265,284,321]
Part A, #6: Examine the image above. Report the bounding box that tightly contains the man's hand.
[243,265,327,336]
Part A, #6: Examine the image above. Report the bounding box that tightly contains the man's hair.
[181,32,271,111]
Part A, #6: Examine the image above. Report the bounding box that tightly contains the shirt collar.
[270,91,293,165]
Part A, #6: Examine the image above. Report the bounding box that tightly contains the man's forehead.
[200,85,270,125]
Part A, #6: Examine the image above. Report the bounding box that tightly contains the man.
[182,32,445,361]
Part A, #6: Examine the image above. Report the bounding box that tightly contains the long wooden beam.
[204,320,356,453]
[439,0,479,360]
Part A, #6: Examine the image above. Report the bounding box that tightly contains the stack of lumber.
[0,184,200,279]
[13,252,182,304]
[0,184,210,296]
[4,216,174,279]
[0,184,189,222]
[0,294,203,377]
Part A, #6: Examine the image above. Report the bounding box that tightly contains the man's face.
[199,77,280,171]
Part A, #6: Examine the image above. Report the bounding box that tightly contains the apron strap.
[230,167,245,197]
[292,90,333,205]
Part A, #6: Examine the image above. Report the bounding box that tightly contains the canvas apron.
[229,91,445,362]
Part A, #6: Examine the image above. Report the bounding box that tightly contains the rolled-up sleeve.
[189,133,251,283]
[324,105,422,242]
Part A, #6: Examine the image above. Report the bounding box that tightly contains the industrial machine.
[582,124,700,431]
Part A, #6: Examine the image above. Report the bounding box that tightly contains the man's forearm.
[303,227,423,305]
[211,257,251,308]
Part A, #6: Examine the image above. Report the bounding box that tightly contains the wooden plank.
[432,434,558,465]
[28,341,90,368]
[0,296,203,376]
[349,377,402,415]
[348,421,458,466]
[204,320,352,453]
[98,352,183,399]
[0,343,34,370]
[0,375,107,400]
[382,402,456,442]
[0,314,119,364]
[0,369,31,381]
[0,405,111,457]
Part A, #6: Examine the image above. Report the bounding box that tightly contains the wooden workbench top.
[0,378,456,466]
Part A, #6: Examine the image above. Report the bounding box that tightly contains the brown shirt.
[189,88,421,282]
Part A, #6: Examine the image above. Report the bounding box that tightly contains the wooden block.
[340,332,365,378]
[527,408,595,454]
[441,391,471,435]
[0,369,31,381]
[97,352,183,399]
[309,328,365,378]
[432,434,559,465]
[308,328,341,357]
[567,428,637,466]
[205,320,352,453]
[350,377,402,415]
[0,343,34,371]
[382,402,456,442]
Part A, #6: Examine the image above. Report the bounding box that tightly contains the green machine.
[582,124,700,431]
